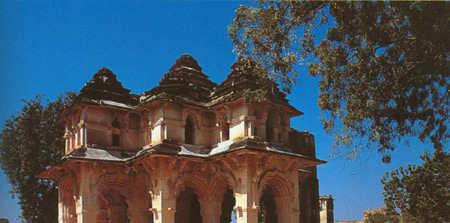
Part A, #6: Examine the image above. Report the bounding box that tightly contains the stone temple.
[39,54,326,223]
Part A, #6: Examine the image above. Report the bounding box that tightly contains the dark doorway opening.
[220,188,236,223]
[175,187,202,223]
[258,187,277,223]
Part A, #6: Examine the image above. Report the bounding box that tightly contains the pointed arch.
[96,171,153,223]
[257,170,293,200]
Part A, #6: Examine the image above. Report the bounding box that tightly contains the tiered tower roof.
[76,67,139,106]
[71,54,300,115]
[211,57,290,106]
[141,54,217,106]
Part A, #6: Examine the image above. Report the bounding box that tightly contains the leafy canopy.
[0,93,75,223]
[229,1,450,161]
[364,211,399,223]
[381,150,450,223]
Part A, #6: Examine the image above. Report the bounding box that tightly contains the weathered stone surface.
[77,67,139,106]
[142,54,217,106]
[320,195,334,223]
[211,57,289,105]
[39,54,325,223]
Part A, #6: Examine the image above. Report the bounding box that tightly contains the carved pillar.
[76,165,98,223]
[234,157,258,223]
[199,199,222,223]
[74,127,79,148]
[275,196,296,223]
[128,200,149,223]
[247,120,253,137]
[64,133,70,154]
[58,188,64,223]
[149,159,176,223]
[275,174,300,223]
[79,121,86,148]
[69,133,73,151]
[151,185,176,223]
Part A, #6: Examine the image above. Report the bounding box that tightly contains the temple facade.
[39,55,325,223]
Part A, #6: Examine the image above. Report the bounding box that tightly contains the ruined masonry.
[39,54,326,223]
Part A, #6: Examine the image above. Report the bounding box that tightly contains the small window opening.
[112,119,121,128]
[278,133,282,143]
[224,122,230,141]
[254,128,258,137]
[112,119,121,147]
[112,135,120,146]
[185,116,195,144]
[266,114,274,142]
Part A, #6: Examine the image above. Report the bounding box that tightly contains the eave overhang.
[38,138,326,180]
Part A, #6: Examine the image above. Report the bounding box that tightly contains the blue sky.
[0,1,430,222]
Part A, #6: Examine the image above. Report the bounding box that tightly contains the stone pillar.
[74,129,79,148]
[79,121,86,148]
[199,199,222,223]
[58,189,64,223]
[128,200,149,223]
[247,119,254,137]
[69,133,73,151]
[234,157,258,223]
[275,196,300,223]
[76,165,98,223]
[151,188,176,223]
[150,161,176,223]
[64,133,70,155]
[230,115,247,139]
[274,173,300,223]
[151,120,167,144]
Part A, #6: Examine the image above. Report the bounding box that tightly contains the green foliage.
[229,1,450,161]
[381,150,450,223]
[0,93,76,223]
[364,211,399,223]
[243,89,268,102]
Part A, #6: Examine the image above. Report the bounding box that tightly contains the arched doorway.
[220,188,236,223]
[60,180,77,223]
[98,190,129,223]
[258,187,277,223]
[175,187,202,223]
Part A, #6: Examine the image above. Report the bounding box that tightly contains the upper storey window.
[224,122,230,141]
[266,113,274,142]
[185,116,195,144]
[112,119,121,147]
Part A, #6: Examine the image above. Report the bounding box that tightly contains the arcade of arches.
[39,55,325,223]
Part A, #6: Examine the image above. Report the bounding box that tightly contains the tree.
[364,211,399,223]
[0,93,75,223]
[381,150,450,223]
[229,1,450,161]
